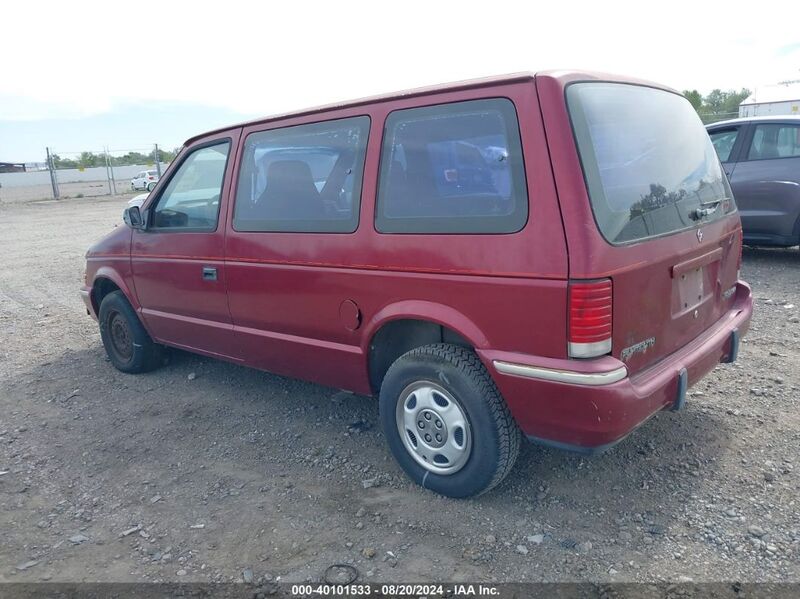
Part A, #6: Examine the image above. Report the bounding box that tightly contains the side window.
[709,128,739,162]
[233,116,370,233]
[747,123,800,160]
[151,141,230,230]
[375,98,528,234]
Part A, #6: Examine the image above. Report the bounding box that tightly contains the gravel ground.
[0,195,798,584]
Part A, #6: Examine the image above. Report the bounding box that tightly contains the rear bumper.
[479,281,753,453]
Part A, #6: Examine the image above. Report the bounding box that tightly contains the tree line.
[51,148,181,169]
[682,88,751,122]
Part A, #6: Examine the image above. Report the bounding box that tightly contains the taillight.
[568,279,613,358]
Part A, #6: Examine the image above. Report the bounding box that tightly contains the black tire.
[147,182,155,192]
[98,290,163,373]
[379,344,521,498]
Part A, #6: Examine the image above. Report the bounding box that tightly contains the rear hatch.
[565,81,742,375]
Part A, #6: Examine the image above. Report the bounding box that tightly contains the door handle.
[202,267,217,281]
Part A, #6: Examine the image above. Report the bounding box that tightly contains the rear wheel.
[379,344,520,498]
[147,182,155,192]
[98,290,163,373]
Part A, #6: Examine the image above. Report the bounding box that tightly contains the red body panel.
[83,71,753,451]
[222,81,567,393]
[129,129,242,360]
[484,282,751,448]
[82,226,136,317]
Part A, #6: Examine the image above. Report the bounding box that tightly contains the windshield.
[567,82,735,244]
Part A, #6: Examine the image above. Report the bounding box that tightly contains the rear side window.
[567,83,734,245]
[234,116,370,233]
[376,99,528,234]
[709,128,739,162]
[747,123,800,159]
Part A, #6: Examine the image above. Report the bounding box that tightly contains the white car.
[130,170,159,191]
[128,193,149,208]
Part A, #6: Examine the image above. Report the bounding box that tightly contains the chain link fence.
[0,144,175,203]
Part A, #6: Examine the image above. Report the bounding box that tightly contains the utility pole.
[46,147,59,200]
[103,147,112,195]
[154,144,162,177]
[107,146,117,194]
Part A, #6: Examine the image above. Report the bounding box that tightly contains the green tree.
[51,146,181,169]
[114,151,150,166]
[683,90,703,111]
[78,151,98,168]
[722,88,751,114]
[687,88,751,121]
[703,89,727,114]
[52,154,78,169]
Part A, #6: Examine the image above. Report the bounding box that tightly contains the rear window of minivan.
[376,98,528,234]
[567,83,735,244]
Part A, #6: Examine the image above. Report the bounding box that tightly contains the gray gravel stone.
[526,534,544,544]
[748,525,766,538]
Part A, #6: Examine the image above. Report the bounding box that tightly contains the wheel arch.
[90,266,140,315]
[362,301,489,394]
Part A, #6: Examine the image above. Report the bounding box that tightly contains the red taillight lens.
[568,279,612,358]
[148,176,154,180]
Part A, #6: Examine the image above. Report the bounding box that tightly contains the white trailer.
[740,82,800,117]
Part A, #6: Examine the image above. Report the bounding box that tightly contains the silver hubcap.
[395,381,472,475]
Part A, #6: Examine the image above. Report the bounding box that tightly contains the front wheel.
[98,290,163,373]
[379,344,520,498]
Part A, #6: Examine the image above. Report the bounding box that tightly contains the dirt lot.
[1,195,798,584]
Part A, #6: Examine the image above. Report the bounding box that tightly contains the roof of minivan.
[707,115,800,128]
[183,70,679,146]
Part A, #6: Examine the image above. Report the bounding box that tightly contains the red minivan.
[81,71,753,498]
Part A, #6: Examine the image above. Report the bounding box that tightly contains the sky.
[2,0,799,162]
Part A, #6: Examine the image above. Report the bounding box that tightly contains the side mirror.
[123,206,145,230]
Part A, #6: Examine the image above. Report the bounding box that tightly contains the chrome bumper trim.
[493,360,628,386]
